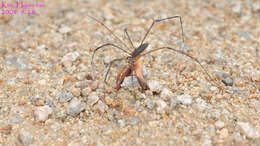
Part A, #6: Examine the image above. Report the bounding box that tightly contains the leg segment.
[138,47,222,88]
[104,57,125,83]
[91,43,130,65]
[87,14,131,51]
[134,59,148,90]
[113,63,133,90]
[140,16,184,46]
[124,28,135,49]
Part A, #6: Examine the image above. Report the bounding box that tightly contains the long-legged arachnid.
[88,14,222,91]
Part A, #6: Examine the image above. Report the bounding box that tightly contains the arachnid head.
[131,43,149,58]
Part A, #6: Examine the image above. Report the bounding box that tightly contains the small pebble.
[170,99,180,109]
[238,122,260,139]
[70,87,81,97]
[59,26,72,34]
[18,129,33,146]
[155,100,167,114]
[81,87,91,97]
[20,42,28,49]
[215,72,223,79]
[176,94,193,105]
[67,98,85,116]
[118,119,126,127]
[146,100,155,110]
[148,80,161,93]
[61,51,80,67]
[232,2,242,14]
[129,117,140,125]
[5,55,17,65]
[87,92,99,106]
[55,110,67,120]
[58,91,73,103]
[252,1,260,12]
[34,105,53,122]
[215,120,225,129]
[51,123,61,132]
[222,76,233,86]
[94,100,108,114]
[121,76,138,87]
[219,128,229,139]
[160,87,174,100]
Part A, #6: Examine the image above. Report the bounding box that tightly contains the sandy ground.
[0,0,260,145]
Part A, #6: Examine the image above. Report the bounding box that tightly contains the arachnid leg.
[91,43,130,65]
[138,46,223,90]
[113,63,133,90]
[140,16,184,46]
[134,59,148,90]
[104,57,125,84]
[124,28,135,49]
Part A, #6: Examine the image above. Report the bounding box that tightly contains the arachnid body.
[89,14,221,91]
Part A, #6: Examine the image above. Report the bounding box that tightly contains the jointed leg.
[140,16,184,46]
[124,28,135,50]
[91,43,130,65]
[87,14,131,51]
[138,47,222,88]
[134,62,148,90]
[104,57,125,84]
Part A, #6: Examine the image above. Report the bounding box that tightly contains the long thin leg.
[124,28,135,49]
[133,60,148,90]
[138,47,223,89]
[87,14,132,51]
[104,57,125,83]
[91,43,130,65]
[140,16,184,46]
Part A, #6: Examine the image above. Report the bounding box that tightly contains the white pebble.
[59,26,72,34]
[160,87,174,100]
[94,100,108,113]
[155,100,167,114]
[148,80,161,93]
[177,94,193,105]
[215,120,225,129]
[238,122,260,139]
[67,98,85,116]
[18,129,33,145]
[87,92,99,106]
[62,51,80,63]
[34,105,53,122]
[121,76,138,87]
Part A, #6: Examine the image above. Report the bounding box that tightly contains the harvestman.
[88,14,221,91]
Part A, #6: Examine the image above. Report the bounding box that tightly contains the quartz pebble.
[129,117,140,125]
[238,122,260,139]
[59,26,72,34]
[215,120,225,129]
[148,80,161,93]
[121,76,138,87]
[67,98,85,116]
[155,100,167,114]
[146,100,155,110]
[87,92,99,106]
[160,87,174,100]
[176,94,193,105]
[58,91,73,103]
[118,119,126,127]
[18,129,33,146]
[219,128,229,139]
[61,51,80,68]
[222,76,233,86]
[94,100,108,113]
[34,105,53,122]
